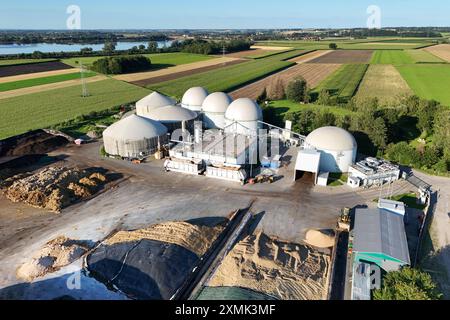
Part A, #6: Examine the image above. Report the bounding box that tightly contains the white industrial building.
[135,92,176,117]
[181,87,209,112]
[224,98,263,135]
[347,157,401,188]
[202,92,233,129]
[103,114,168,159]
[143,105,198,132]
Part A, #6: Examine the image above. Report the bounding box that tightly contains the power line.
[80,62,89,98]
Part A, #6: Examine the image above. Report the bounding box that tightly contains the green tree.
[286,76,309,103]
[373,267,442,300]
[433,109,450,157]
[256,88,268,104]
[417,99,439,137]
[103,41,116,55]
[316,89,333,106]
[329,43,338,50]
[268,77,285,100]
[148,41,158,52]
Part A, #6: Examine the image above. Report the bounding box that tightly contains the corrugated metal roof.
[353,208,410,265]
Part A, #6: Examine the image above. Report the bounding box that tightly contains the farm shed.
[103,114,168,159]
[294,149,321,184]
[202,92,233,129]
[353,207,411,272]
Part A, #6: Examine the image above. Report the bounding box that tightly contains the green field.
[370,50,414,64]
[0,71,96,92]
[397,64,450,106]
[314,64,368,102]
[405,49,446,63]
[148,51,308,98]
[0,58,57,67]
[245,49,292,59]
[0,79,149,139]
[62,52,212,68]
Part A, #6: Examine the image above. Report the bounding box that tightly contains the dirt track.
[113,57,242,83]
[0,75,107,100]
[230,63,341,99]
[130,59,245,87]
[0,68,80,84]
[424,44,450,62]
[0,61,73,78]
[309,50,373,64]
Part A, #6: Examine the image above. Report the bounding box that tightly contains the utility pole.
[80,62,89,98]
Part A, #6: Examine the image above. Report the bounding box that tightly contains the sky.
[0,0,449,30]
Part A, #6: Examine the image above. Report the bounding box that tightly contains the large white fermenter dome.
[144,105,198,132]
[136,92,176,117]
[202,92,233,129]
[181,87,209,112]
[304,126,357,172]
[103,114,168,159]
[224,98,263,135]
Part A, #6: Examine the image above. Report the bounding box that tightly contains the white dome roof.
[305,126,357,151]
[103,114,167,140]
[136,92,175,111]
[225,98,262,122]
[202,92,233,113]
[182,87,209,107]
[145,105,197,123]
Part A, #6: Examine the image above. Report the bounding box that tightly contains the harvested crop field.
[87,220,226,300]
[424,44,450,62]
[355,65,412,104]
[405,49,445,63]
[208,231,331,300]
[309,50,373,64]
[230,63,340,100]
[0,61,73,78]
[288,50,331,63]
[225,49,270,58]
[0,68,80,84]
[130,59,245,87]
[114,57,241,83]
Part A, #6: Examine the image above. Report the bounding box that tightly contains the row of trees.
[175,39,252,55]
[91,55,152,74]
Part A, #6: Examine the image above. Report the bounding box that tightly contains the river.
[0,41,173,55]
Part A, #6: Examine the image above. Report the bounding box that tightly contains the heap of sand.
[304,229,335,248]
[208,231,331,300]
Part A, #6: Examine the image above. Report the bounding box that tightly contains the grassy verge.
[0,79,150,139]
[0,71,96,92]
[328,173,348,186]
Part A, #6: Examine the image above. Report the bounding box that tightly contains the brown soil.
[104,221,226,257]
[424,44,450,62]
[288,50,332,64]
[0,130,69,157]
[0,68,80,84]
[130,59,245,87]
[0,61,73,78]
[208,231,331,300]
[230,63,341,100]
[308,50,373,64]
[0,166,108,212]
[16,236,93,281]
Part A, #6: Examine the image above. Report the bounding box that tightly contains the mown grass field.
[356,65,412,104]
[0,79,149,139]
[370,50,414,64]
[148,50,307,98]
[0,71,97,92]
[0,58,57,66]
[314,64,368,102]
[397,64,450,106]
[62,52,212,68]
[405,49,446,63]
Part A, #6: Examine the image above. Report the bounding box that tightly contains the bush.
[286,77,309,103]
[329,43,338,50]
[91,55,152,74]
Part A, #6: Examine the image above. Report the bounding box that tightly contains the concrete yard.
[0,141,416,299]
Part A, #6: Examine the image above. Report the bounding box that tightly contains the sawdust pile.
[0,166,108,212]
[209,231,331,300]
[104,221,225,257]
[304,229,335,248]
[16,236,94,281]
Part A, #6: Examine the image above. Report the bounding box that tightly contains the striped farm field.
[230,63,341,100]
[314,64,368,103]
[355,65,412,104]
[0,79,149,139]
[424,44,450,62]
[370,50,414,64]
[405,49,445,63]
[397,64,450,106]
[0,71,96,92]
[0,58,57,66]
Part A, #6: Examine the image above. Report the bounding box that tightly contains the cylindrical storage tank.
[224,98,263,135]
[304,126,357,172]
[181,87,209,112]
[143,105,198,132]
[202,92,233,129]
[136,92,176,117]
[103,114,168,159]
